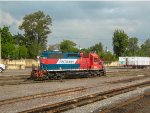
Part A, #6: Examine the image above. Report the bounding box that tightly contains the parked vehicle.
[119,57,150,68]
[0,64,5,72]
[31,51,106,80]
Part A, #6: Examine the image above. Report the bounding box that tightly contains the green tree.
[27,42,39,58]
[13,33,27,46]
[89,42,103,53]
[60,40,79,52]
[102,51,116,62]
[0,26,14,44]
[140,38,150,56]
[127,37,139,56]
[19,11,52,58]
[112,29,129,57]
[0,26,16,59]
[2,43,15,59]
[18,45,28,59]
[13,33,29,59]
[125,37,139,56]
[80,48,90,53]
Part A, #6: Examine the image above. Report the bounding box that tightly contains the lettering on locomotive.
[57,59,77,64]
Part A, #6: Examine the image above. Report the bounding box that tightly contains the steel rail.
[0,76,148,106]
[0,86,86,106]
[19,80,150,113]
[0,68,149,85]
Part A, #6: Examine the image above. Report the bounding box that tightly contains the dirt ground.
[107,95,150,113]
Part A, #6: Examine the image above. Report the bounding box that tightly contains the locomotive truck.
[31,51,106,80]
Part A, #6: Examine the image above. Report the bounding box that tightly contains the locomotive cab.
[89,53,102,69]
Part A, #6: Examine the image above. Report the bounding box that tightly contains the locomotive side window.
[49,54,64,58]
[99,61,103,65]
[94,58,99,62]
[68,53,80,58]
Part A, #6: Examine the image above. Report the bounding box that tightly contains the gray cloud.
[1,1,150,51]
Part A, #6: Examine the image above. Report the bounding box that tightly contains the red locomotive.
[31,51,106,80]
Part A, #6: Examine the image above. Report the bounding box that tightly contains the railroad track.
[0,82,108,106]
[106,69,150,75]
[0,79,43,86]
[19,80,150,113]
[0,75,149,106]
[0,76,68,86]
[0,86,86,106]
[0,77,146,105]
[1,69,149,86]
[106,75,149,84]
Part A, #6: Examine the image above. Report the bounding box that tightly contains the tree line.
[1,11,52,59]
[55,40,117,62]
[0,11,150,61]
[112,30,150,57]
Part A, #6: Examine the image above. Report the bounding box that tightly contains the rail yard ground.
[0,67,150,113]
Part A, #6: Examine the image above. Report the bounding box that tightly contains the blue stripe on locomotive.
[40,51,81,70]
[40,64,80,70]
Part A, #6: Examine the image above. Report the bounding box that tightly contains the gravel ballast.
[0,75,149,100]
[64,86,150,113]
[0,77,150,113]
[0,68,150,113]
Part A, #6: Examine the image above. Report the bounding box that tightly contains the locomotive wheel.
[88,72,93,78]
[47,73,54,80]
[99,72,103,76]
[93,72,97,77]
[42,75,48,80]
[96,72,101,77]
[53,73,60,80]
[89,72,95,77]
[56,73,65,80]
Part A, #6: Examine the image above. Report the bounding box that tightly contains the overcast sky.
[0,1,150,51]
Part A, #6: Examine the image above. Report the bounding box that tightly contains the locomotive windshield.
[94,58,99,62]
